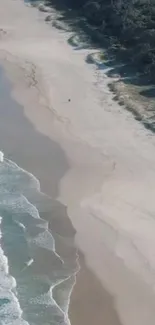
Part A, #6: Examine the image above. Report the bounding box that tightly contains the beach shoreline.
[1,1,155,325]
[0,62,123,325]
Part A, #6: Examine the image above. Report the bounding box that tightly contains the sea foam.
[0,150,78,325]
[0,151,4,162]
[0,216,29,325]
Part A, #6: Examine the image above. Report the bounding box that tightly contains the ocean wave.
[0,150,78,325]
[0,154,40,196]
[0,217,29,325]
[5,158,40,191]
[29,229,64,264]
[0,151,4,162]
[29,274,77,325]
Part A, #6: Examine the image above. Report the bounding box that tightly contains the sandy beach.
[1,0,155,324]
[0,52,122,325]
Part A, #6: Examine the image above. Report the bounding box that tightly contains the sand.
[1,0,155,324]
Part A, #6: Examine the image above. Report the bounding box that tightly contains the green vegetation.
[47,0,155,83]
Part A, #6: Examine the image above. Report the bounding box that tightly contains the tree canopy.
[50,0,155,82]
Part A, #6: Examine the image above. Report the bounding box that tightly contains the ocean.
[0,153,78,325]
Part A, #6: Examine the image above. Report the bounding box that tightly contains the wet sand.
[69,252,122,325]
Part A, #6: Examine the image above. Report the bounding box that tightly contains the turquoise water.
[0,154,77,325]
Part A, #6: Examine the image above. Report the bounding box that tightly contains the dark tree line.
[74,1,155,81]
[84,0,155,81]
[46,0,155,82]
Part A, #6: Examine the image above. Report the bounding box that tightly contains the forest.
[47,0,155,83]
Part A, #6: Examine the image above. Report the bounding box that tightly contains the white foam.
[30,229,64,264]
[5,158,40,192]
[0,151,76,325]
[51,252,80,324]
[14,221,26,230]
[0,194,40,220]
[30,254,80,325]
[0,249,28,325]
[29,276,74,325]
[49,275,76,325]
[0,151,4,162]
[0,212,29,325]
[20,195,40,219]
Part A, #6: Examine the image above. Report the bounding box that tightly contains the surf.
[0,151,4,162]
[0,216,28,325]
[0,150,78,325]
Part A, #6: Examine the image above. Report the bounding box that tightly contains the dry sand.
[1,1,155,324]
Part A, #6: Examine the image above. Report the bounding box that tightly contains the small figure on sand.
[68,98,71,102]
